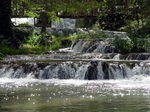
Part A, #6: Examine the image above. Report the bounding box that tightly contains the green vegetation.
[113,37,134,54]
[26,30,42,46]
[50,36,70,50]
[0,28,109,56]
[10,0,150,30]
[0,0,150,56]
[113,37,150,54]
[113,26,150,53]
[0,45,49,55]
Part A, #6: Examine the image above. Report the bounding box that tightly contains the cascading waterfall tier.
[0,60,149,80]
[0,29,149,80]
[71,39,116,53]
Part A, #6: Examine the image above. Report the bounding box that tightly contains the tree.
[11,0,31,17]
[0,0,18,47]
[0,0,13,38]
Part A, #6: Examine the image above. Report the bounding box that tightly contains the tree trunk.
[39,11,49,34]
[0,0,13,38]
[0,0,18,47]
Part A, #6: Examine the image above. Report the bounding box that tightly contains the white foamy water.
[11,18,37,26]
[11,18,76,29]
[1,75,150,90]
[1,76,150,112]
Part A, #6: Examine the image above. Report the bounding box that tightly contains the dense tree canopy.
[10,0,150,29]
[0,0,150,48]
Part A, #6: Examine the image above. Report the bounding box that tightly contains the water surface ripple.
[1,78,150,112]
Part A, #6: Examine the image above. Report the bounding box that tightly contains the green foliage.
[50,39,62,50]
[17,23,32,27]
[6,0,150,54]
[113,25,150,53]
[75,31,107,40]
[69,33,78,41]
[136,39,150,52]
[26,11,39,18]
[26,30,42,46]
[12,0,32,16]
[99,11,128,31]
[131,37,150,53]
[48,31,107,50]
[50,35,72,50]
[0,45,49,55]
[126,26,150,52]
[11,0,150,29]
[48,11,59,20]
[0,46,26,55]
[113,37,133,54]
[25,29,53,49]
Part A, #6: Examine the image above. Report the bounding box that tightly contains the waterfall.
[11,18,76,29]
[11,18,37,26]
[51,18,76,29]
[0,29,149,80]
[0,60,149,80]
[71,39,116,53]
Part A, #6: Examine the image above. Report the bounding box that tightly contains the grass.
[0,44,50,55]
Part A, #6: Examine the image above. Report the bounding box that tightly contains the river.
[0,43,150,111]
[1,77,150,112]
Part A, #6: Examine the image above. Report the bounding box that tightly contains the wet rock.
[125,53,150,60]
[84,61,98,80]
[102,62,109,79]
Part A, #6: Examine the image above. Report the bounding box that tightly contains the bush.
[50,40,62,50]
[26,30,42,46]
[50,35,72,50]
[126,27,150,52]
[113,37,133,54]
[135,38,150,52]
[99,11,128,31]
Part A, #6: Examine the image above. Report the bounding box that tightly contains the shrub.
[126,27,150,52]
[50,35,72,50]
[26,30,42,46]
[135,38,150,52]
[50,40,62,50]
[113,37,133,54]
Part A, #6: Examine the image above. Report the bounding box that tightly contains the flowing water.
[0,40,150,111]
[1,78,150,112]
[0,55,150,112]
